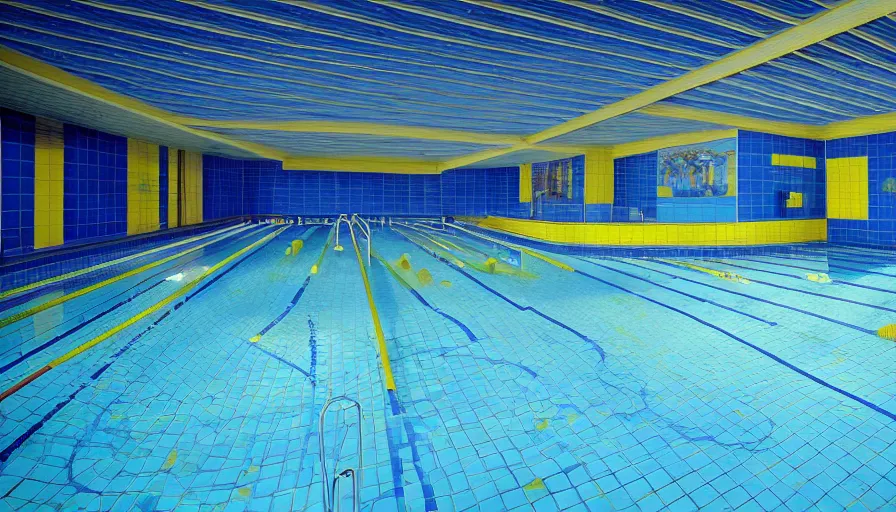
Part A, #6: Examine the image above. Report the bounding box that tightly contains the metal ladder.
[319,396,363,512]
[334,214,372,266]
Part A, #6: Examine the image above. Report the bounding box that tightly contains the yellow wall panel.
[127,139,160,235]
[785,192,803,208]
[519,163,532,202]
[474,217,827,246]
[585,149,613,204]
[826,156,868,220]
[182,150,203,226]
[771,153,817,169]
[34,118,64,249]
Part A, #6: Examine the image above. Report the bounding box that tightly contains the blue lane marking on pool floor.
[703,258,896,295]
[0,227,289,466]
[576,257,777,326]
[571,268,896,422]
[613,259,876,335]
[396,229,607,362]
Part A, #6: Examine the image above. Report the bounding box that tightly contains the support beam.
[639,105,825,139]
[522,0,892,145]
[176,118,522,145]
[0,46,286,160]
[282,156,440,174]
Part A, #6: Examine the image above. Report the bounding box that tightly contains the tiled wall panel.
[203,155,245,221]
[242,160,442,216]
[613,152,657,222]
[62,125,127,244]
[1,108,35,256]
[826,132,896,246]
[737,131,826,221]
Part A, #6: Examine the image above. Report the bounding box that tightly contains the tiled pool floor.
[0,222,894,511]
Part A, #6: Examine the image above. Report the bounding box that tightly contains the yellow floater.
[879,324,896,341]
[667,260,750,284]
[807,273,832,283]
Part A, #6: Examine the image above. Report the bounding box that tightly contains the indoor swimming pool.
[0,218,893,511]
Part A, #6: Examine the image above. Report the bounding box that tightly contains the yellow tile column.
[519,163,532,202]
[585,149,613,204]
[127,139,160,235]
[34,118,64,249]
[182,150,203,225]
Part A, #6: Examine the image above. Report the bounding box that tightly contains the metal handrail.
[351,214,371,266]
[334,214,354,252]
[319,396,362,512]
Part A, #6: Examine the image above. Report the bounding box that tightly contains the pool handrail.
[351,214,372,266]
[319,396,362,512]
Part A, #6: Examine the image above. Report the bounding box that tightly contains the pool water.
[0,220,894,511]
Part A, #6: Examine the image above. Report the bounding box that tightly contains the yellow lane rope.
[0,226,288,403]
[347,222,396,391]
[0,223,246,300]
[444,222,574,272]
[0,224,258,329]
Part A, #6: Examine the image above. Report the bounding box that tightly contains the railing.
[334,214,371,266]
[351,214,371,266]
[319,396,363,512]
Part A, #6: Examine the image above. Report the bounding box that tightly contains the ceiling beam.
[176,118,522,145]
[282,156,440,174]
[638,104,826,139]
[0,46,287,160]
[524,0,892,146]
[442,0,890,169]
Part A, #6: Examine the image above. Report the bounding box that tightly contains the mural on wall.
[657,138,736,198]
[532,158,573,203]
[884,177,896,194]
[656,138,737,222]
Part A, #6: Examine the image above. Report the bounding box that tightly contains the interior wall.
[203,155,245,222]
[4,103,894,255]
[440,166,527,219]
[613,152,657,222]
[737,130,826,222]
[1,108,35,256]
[826,131,896,246]
[0,107,217,258]
[242,159,442,217]
[63,124,128,244]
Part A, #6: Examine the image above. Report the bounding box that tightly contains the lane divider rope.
[0,226,288,404]
[0,223,245,300]
[449,222,574,272]
[0,224,257,329]
[348,222,396,391]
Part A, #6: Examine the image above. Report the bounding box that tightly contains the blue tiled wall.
[585,204,612,222]
[656,197,737,223]
[242,159,442,216]
[485,167,530,218]
[159,146,168,229]
[441,167,529,219]
[826,131,896,246]
[613,152,657,222]
[203,155,245,221]
[737,131,826,222]
[1,108,35,256]
[62,125,127,243]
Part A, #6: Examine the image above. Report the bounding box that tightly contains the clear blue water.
[0,221,894,511]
